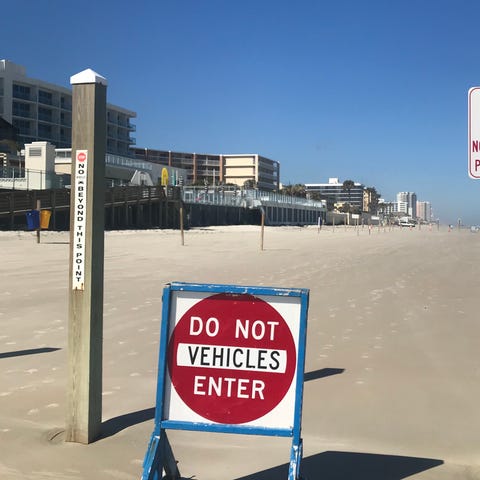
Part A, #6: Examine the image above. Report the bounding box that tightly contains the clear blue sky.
[2,0,479,224]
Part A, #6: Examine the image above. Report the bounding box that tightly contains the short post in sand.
[66,69,107,444]
[36,199,41,244]
[260,207,265,250]
[179,204,185,246]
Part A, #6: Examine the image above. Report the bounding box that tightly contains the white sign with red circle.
[163,290,302,429]
[469,87,480,179]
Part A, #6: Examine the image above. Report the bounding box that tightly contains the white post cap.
[70,68,107,86]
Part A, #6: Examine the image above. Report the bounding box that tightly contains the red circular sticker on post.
[167,293,296,424]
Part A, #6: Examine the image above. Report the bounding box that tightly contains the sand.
[1,224,480,479]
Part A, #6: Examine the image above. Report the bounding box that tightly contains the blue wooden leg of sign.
[288,437,303,480]
[142,433,162,480]
[161,430,181,479]
[142,430,180,480]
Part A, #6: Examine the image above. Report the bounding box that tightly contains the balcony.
[60,97,72,111]
[38,91,58,107]
[13,92,35,102]
[12,110,34,120]
[38,113,54,123]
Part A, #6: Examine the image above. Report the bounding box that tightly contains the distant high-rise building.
[0,60,136,156]
[416,201,432,222]
[396,192,417,218]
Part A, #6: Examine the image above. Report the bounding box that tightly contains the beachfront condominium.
[304,178,365,209]
[396,192,417,218]
[132,148,281,191]
[0,60,136,156]
[417,201,432,222]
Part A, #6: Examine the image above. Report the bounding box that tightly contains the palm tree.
[364,187,380,213]
[342,179,355,204]
[281,184,306,198]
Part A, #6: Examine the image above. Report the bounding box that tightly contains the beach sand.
[1,225,480,479]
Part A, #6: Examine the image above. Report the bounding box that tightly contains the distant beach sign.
[468,87,480,179]
[142,282,309,480]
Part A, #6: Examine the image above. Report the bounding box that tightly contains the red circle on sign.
[167,293,296,424]
[78,152,86,162]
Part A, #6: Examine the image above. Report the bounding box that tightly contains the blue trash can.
[26,210,40,230]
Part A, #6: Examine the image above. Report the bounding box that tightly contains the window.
[60,95,72,110]
[38,106,53,122]
[13,84,31,100]
[38,123,52,139]
[38,90,53,105]
[12,119,31,135]
[12,101,31,118]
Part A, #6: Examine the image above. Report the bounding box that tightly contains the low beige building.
[132,148,280,191]
[222,154,280,191]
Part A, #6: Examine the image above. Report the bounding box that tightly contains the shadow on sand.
[235,451,444,480]
[41,241,70,245]
[99,368,344,439]
[304,368,345,382]
[0,347,61,359]
[101,407,155,439]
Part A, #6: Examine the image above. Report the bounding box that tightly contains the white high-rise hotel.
[396,192,417,218]
[0,60,136,156]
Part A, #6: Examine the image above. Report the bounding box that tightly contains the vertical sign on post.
[142,282,309,480]
[72,150,88,290]
[66,69,107,444]
[468,87,480,179]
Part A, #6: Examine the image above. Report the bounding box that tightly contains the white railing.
[181,186,326,210]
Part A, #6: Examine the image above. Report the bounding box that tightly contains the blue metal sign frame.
[142,282,309,480]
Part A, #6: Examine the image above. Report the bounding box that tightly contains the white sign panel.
[72,150,88,290]
[468,87,480,179]
[164,290,302,430]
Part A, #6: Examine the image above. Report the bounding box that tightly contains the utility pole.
[66,69,107,444]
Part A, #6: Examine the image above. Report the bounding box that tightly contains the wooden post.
[66,69,107,444]
[36,199,41,244]
[110,187,115,228]
[260,208,265,251]
[180,204,185,246]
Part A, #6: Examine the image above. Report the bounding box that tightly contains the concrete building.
[0,60,136,156]
[305,178,365,210]
[377,200,396,216]
[396,192,417,218]
[222,154,280,191]
[417,201,432,222]
[0,143,187,191]
[131,148,280,191]
[0,117,18,153]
